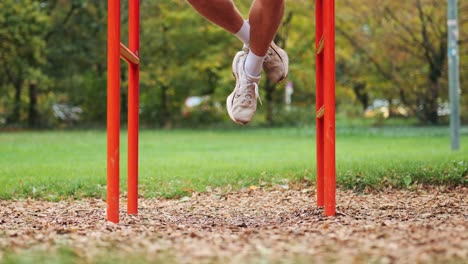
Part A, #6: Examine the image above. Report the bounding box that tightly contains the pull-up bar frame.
[106,0,335,223]
[316,0,336,216]
[107,0,140,223]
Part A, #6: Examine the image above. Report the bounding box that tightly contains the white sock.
[234,20,250,45]
[244,51,265,77]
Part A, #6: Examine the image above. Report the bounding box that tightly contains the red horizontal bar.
[120,43,140,65]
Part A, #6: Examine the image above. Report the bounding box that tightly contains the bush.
[269,106,314,127]
[180,100,225,128]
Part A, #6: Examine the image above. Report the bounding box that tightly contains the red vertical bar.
[107,0,121,223]
[315,0,324,207]
[323,0,336,216]
[127,0,140,215]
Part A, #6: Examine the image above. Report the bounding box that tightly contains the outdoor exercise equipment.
[107,0,140,223]
[315,0,336,216]
[106,0,336,223]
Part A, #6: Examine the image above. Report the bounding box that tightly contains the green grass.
[0,126,466,200]
[0,247,177,264]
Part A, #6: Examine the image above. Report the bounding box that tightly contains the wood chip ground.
[1,186,467,263]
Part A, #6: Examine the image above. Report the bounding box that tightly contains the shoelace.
[254,82,262,105]
[239,80,262,106]
[239,45,262,105]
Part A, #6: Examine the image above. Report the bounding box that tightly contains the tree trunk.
[423,45,445,124]
[265,78,275,125]
[159,84,170,128]
[10,80,22,123]
[28,82,39,127]
[387,98,393,118]
[352,82,369,111]
[425,81,440,124]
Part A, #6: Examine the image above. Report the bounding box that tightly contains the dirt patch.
[0,186,467,263]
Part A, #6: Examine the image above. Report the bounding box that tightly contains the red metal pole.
[323,0,336,216]
[127,0,140,215]
[315,0,325,207]
[107,0,121,223]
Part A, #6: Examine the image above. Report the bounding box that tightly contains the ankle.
[244,51,265,77]
[234,20,250,46]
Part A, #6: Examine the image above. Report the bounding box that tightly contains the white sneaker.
[263,42,289,83]
[226,49,262,125]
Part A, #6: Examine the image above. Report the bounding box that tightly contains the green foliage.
[267,106,314,127]
[0,0,49,125]
[336,0,468,124]
[179,101,225,128]
[138,1,239,127]
[0,0,467,127]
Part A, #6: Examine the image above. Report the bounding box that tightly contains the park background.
[0,1,467,263]
[1,0,467,129]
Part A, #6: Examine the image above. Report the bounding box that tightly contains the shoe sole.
[226,51,248,126]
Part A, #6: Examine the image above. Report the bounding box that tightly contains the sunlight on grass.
[0,127,466,199]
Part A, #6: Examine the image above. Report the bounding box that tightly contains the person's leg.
[244,0,285,77]
[248,0,285,57]
[187,0,250,44]
[188,0,287,125]
[227,0,287,125]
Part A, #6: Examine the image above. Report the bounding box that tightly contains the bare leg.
[187,0,244,34]
[249,0,285,56]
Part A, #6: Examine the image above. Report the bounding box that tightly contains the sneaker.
[263,42,289,83]
[226,49,262,125]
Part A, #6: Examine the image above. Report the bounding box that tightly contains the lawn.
[1,126,467,264]
[0,126,466,200]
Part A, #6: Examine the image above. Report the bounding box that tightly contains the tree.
[0,0,49,126]
[336,0,468,124]
[42,0,107,124]
[139,1,237,127]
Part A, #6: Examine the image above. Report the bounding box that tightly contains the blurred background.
[0,0,466,129]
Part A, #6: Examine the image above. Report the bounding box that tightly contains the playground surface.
[1,184,466,264]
